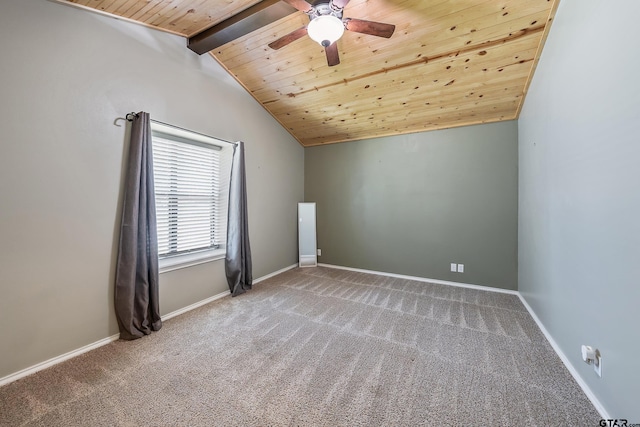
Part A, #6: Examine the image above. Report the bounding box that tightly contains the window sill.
[159,249,225,274]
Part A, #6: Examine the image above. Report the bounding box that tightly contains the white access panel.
[298,202,317,267]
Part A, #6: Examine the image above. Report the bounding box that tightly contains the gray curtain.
[114,112,162,340]
[225,141,253,297]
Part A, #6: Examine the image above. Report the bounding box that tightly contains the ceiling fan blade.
[331,0,351,9]
[344,18,395,38]
[281,0,313,13]
[268,27,308,50]
[325,42,340,66]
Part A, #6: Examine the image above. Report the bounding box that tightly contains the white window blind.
[151,128,231,260]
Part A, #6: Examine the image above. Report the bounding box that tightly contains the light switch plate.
[594,354,602,377]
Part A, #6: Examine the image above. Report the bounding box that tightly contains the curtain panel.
[114,112,162,340]
[225,141,253,297]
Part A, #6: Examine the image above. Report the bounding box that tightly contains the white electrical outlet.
[594,352,602,377]
[317,248,322,256]
[457,264,464,273]
[451,263,457,272]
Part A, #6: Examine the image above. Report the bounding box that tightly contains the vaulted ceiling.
[57,0,559,146]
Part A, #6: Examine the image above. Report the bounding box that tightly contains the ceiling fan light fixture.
[307,15,345,47]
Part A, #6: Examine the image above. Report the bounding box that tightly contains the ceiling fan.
[268,0,396,66]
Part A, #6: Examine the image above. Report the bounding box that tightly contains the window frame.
[150,121,233,274]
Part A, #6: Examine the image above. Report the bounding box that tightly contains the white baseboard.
[161,290,230,321]
[317,263,518,295]
[0,333,120,387]
[162,263,297,321]
[253,263,298,284]
[517,294,610,419]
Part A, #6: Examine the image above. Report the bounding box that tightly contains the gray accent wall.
[518,0,640,420]
[305,121,518,290]
[0,0,303,380]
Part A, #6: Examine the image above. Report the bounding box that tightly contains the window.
[151,121,232,272]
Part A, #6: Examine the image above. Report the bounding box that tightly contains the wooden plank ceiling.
[60,0,559,146]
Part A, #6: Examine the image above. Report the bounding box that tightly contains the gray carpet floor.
[1,266,600,426]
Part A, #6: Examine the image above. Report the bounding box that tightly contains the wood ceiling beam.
[188,0,298,54]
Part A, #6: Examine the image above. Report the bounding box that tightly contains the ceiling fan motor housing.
[308,2,344,20]
[308,2,344,19]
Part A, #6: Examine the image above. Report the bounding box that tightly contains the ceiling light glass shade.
[307,15,345,47]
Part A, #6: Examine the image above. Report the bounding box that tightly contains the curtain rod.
[125,112,238,147]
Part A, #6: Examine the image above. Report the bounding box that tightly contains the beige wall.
[0,0,303,379]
